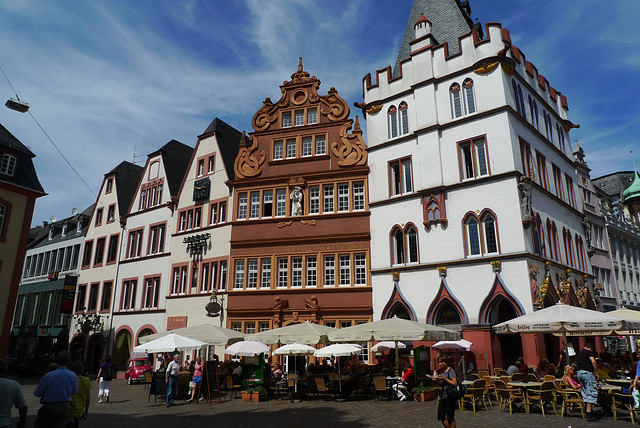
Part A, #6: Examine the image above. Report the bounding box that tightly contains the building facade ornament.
[331,116,368,167]
[234,131,265,179]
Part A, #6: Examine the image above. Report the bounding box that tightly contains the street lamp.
[5,97,29,113]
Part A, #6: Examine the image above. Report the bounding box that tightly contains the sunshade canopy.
[132,333,206,353]
[273,343,317,356]
[245,321,336,345]
[138,323,244,346]
[313,343,361,358]
[327,317,460,342]
[370,341,407,353]
[493,302,640,334]
[224,340,270,357]
[432,339,473,351]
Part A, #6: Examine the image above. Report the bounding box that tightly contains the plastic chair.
[612,392,638,423]
[525,381,557,417]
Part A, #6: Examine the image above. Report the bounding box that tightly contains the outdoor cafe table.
[508,381,543,399]
[605,379,632,387]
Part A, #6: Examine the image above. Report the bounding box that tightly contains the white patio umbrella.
[138,323,244,347]
[246,321,336,345]
[132,333,206,353]
[328,317,459,371]
[274,343,317,394]
[370,341,407,353]
[314,344,361,395]
[224,340,270,357]
[493,302,640,368]
[432,339,473,379]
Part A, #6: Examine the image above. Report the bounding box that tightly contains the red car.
[124,358,152,385]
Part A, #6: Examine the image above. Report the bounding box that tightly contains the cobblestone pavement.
[8,377,636,428]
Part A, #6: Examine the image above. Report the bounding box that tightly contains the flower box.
[251,392,260,402]
[242,391,251,402]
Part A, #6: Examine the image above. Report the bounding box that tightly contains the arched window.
[533,100,539,130]
[399,102,409,135]
[511,80,520,115]
[450,83,462,118]
[517,85,526,121]
[528,95,534,125]
[391,224,419,265]
[556,123,565,153]
[463,78,476,114]
[388,105,398,139]
[465,215,481,256]
[436,302,462,326]
[533,215,545,257]
[392,227,404,264]
[406,225,419,263]
[482,213,498,254]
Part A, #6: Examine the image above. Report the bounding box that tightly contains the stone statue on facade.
[518,177,532,219]
[290,186,303,216]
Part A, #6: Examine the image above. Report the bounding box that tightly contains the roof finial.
[298,57,303,73]
[632,150,638,176]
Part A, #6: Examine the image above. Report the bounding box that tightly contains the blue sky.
[0,0,638,226]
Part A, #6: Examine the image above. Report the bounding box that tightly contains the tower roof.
[393,0,476,78]
[623,154,640,202]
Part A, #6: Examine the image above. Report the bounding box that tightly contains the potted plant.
[412,378,436,402]
[242,388,252,402]
[252,385,268,402]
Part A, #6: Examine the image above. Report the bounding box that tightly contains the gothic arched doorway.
[87,334,104,374]
[114,329,132,372]
[488,298,522,369]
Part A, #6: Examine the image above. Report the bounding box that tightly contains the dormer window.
[0,154,16,176]
[61,224,67,237]
[76,220,82,234]
[48,229,54,240]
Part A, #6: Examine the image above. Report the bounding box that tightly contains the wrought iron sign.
[183,233,210,257]
[73,313,106,335]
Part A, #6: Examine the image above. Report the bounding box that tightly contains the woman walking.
[96,355,113,403]
[188,357,203,402]
[437,357,457,428]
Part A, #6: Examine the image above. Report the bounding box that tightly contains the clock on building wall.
[193,177,210,201]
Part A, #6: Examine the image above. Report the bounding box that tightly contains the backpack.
[103,365,113,381]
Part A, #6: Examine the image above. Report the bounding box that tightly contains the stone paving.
[8,377,637,428]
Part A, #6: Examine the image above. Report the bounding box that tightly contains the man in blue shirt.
[33,351,78,428]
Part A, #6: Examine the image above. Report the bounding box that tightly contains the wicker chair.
[525,381,557,417]
[373,376,392,401]
[510,372,524,382]
[556,387,585,420]
[477,370,490,380]
[612,392,639,423]
[494,379,525,415]
[313,377,336,401]
[460,379,488,413]
[526,373,539,383]
[543,374,556,382]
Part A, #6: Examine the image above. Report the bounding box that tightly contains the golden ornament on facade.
[490,260,502,272]
[391,271,400,281]
[501,63,514,75]
[367,104,382,114]
[277,220,293,228]
[331,116,368,167]
[437,266,447,277]
[234,132,265,179]
[474,62,498,74]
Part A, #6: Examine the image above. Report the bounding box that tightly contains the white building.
[360,0,593,369]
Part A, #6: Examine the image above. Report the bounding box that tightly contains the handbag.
[443,377,466,400]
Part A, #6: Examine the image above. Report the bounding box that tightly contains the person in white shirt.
[165,355,180,408]
[0,359,27,428]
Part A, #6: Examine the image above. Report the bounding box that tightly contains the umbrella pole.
[563,331,570,371]
[461,352,466,381]
[395,340,400,376]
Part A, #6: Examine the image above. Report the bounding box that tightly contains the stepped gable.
[199,117,242,180]
[393,0,475,77]
[0,123,45,194]
[152,139,193,197]
[108,161,143,218]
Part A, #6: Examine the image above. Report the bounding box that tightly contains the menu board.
[202,360,221,405]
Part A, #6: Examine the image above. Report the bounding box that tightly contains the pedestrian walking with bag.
[96,356,113,403]
[436,357,457,428]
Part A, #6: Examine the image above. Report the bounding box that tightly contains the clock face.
[193,177,210,201]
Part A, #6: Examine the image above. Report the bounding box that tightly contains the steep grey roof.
[393,0,476,77]
[592,171,635,199]
[0,123,45,194]
[108,161,144,218]
[151,139,193,197]
[199,117,242,180]
[29,204,94,249]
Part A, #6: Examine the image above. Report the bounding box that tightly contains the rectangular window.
[354,254,367,285]
[231,323,242,332]
[273,140,283,160]
[94,238,105,266]
[247,259,258,289]
[82,241,93,268]
[75,285,86,312]
[263,191,273,217]
[519,139,533,178]
[179,212,186,231]
[101,281,112,311]
[277,258,288,288]
[306,256,317,287]
[121,280,137,310]
[339,255,351,286]
[220,261,227,290]
[237,192,247,220]
[323,185,334,213]
[250,192,260,219]
[106,235,118,263]
[198,159,205,176]
[324,255,335,286]
[194,207,201,228]
[276,189,286,217]
[294,110,304,126]
[245,322,256,335]
[87,283,98,312]
[315,135,326,155]
[286,139,296,159]
[13,295,26,326]
[210,204,218,225]
[219,202,226,223]
[95,208,103,226]
[389,157,413,195]
[234,260,245,289]
[208,155,215,173]
[352,182,365,210]
[200,263,210,293]
[302,137,313,156]
[307,108,317,125]
[38,291,55,325]
[261,258,271,289]
[337,183,349,212]
[107,205,115,223]
[142,277,160,309]
[56,248,65,271]
[291,257,302,287]
[282,112,291,128]
[259,322,270,332]
[340,320,352,329]
[128,229,143,258]
[460,138,489,180]
[148,224,166,255]
[106,178,113,193]
[536,151,549,190]
[309,186,320,214]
